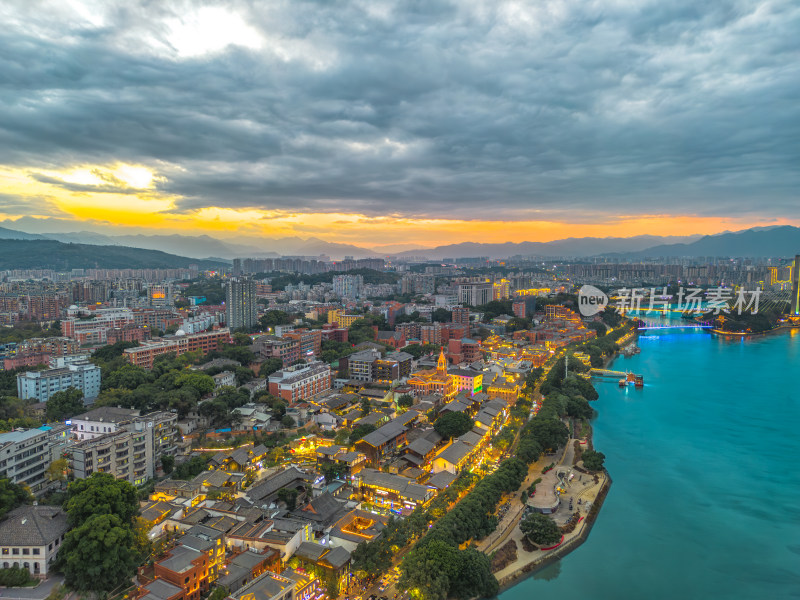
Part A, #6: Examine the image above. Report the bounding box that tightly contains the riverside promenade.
[477,431,611,590]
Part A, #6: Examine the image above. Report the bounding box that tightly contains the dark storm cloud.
[0,0,798,219]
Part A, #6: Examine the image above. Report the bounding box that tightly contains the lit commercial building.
[357,468,434,512]
[407,350,458,400]
[792,254,800,315]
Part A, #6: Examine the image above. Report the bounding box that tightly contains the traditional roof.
[358,410,418,448]
[426,471,458,490]
[359,469,433,502]
[247,466,309,502]
[158,545,203,574]
[230,571,295,600]
[0,505,67,546]
[435,441,474,465]
[141,578,183,600]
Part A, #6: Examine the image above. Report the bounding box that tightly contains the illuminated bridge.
[636,320,713,330]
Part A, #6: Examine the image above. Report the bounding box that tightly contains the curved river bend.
[501,328,800,600]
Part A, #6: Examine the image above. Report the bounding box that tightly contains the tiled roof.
[0,505,67,546]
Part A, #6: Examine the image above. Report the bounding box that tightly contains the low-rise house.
[226,570,296,600]
[328,509,389,553]
[0,505,68,578]
[213,371,237,389]
[217,548,281,593]
[357,468,434,512]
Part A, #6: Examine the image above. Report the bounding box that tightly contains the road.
[0,577,63,600]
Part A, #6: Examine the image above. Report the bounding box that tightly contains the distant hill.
[0,226,47,241]
[0,239,228,270]
[394,235,702,259]
[619,226,800,258]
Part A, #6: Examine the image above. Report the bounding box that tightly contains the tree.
[520,513,561,546]
[397,394,414,408]
[352,539,392,579]
[586,321,607,337]
[65,473,139,528]
[234,365,255,385]
[276,487,299,510]
[161,455,175,475]
[232,332,252,346]
[434,411,473,439]
[600,306,622,327]
[46,458,70,484]
[528,418,569,452]
[209,587,229,600]
[431,308,451,323]
[565,397,594,420]
[0,478,33,519]
[173,455,210,480]
[449,548,498,600]
[398,539,460,600]
[325,576,339,599]
[582,450,606,471]
[91,341,139,364]
[349,423,377,444]
[259,310,292,328]
[281,415,296,429]
[59,513,140,592]
[259,358,283,378]
[46,387,84,421]
[102,363,150,390]
[360,397,371,417]
[175,372,215,397]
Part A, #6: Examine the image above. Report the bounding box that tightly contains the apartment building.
[268,362,331,402]
[16,360,101,402]
[123,329,231,368]
[0,429,49,495]
[71,407,178,484]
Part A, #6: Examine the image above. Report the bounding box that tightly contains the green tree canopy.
[174,372,215,397]
[397,394,414,408]
[259,357,284,378]
[0,478,33,519]
[528,417,569,452]
[65,473,139,528]
[520,513,562,546]
[46,387,84,421]
[349,423,377,444]
[59,513,140,592]
[582,449,606,471]
[434,411,473,439]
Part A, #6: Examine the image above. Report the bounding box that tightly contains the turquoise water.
[501,327,800,600]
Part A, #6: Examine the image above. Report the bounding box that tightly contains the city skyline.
[2,1,798,249]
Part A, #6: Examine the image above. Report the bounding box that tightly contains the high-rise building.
[458,282,493,307]
[792,255,800,315]
[451,306,470,325]
[333,274,364,299]
[227,277,257,330]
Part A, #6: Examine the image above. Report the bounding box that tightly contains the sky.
[0,0,798,250]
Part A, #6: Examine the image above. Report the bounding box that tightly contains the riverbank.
[711,322,800,338]
[486,327,634,591]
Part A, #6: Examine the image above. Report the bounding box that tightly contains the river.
[500,326,800,600]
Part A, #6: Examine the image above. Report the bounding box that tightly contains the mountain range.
[0,238,227,271]
[0,224,798,261]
